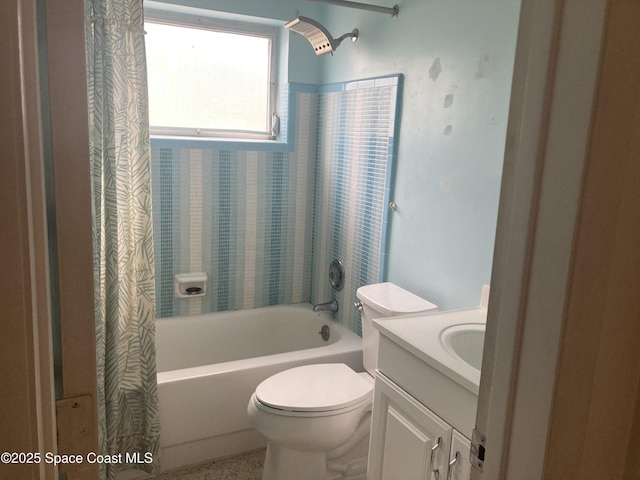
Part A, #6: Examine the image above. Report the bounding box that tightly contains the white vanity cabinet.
[368,373,471,480]
[368,308,485,480]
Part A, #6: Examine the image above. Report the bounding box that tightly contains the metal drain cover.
[319,325,331,341]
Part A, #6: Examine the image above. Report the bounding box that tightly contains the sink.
[440,324,485,371]
[374,306,487,395]
[373,306,487,434]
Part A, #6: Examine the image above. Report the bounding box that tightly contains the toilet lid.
[255,363,373,413]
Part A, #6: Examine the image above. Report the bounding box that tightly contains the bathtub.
[156,303,364,472]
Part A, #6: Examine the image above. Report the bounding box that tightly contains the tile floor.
[151,450,265,480]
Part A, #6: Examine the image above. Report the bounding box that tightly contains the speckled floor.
[152,450,265,480]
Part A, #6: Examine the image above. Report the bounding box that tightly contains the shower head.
[284,16,358,56]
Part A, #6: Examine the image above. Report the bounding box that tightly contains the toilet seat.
[254,363,373,414]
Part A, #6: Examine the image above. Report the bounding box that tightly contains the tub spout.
[313,299,339,313]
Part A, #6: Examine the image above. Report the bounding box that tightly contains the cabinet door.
[447,430,472,480]
[369,373,452,480]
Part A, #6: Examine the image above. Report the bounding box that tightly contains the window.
[145,11,277,139]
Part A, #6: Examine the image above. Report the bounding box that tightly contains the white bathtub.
[156,303,364,472]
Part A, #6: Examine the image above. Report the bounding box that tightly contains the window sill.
[149,135,294,153]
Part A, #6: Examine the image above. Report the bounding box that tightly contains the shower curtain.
[84,0,160,478]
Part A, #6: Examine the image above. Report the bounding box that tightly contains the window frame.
[144,9,278,140]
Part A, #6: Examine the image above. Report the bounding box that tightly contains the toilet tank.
[356,282,438,376]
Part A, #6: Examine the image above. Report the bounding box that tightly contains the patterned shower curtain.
[84,0,160,478]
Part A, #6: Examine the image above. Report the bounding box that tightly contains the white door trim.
[472,0,608,478]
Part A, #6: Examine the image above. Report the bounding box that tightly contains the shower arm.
[305,0,399,19]
[335,29,359,45]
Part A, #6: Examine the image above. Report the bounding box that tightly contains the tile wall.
[151,88,317,318]
[310,76,400,333]
[151,76,401,336]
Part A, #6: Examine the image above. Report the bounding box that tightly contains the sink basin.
[374,306,486,396]
[440,324,485,371]
[373,307,487,433]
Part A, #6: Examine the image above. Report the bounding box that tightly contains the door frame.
[473,0,640,478]
[1,0,57,478]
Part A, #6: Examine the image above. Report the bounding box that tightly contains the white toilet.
[247,282,438,480]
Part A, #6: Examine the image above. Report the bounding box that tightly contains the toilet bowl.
[248,364,374,480]
[247,283,438,480]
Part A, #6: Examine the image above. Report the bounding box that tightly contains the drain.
[318,325,331,342]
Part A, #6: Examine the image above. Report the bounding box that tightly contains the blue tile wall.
[311,76,401,334]
[150,76,401,337]
[151,87,316,317]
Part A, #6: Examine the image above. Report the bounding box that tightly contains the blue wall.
[319,0,521,309]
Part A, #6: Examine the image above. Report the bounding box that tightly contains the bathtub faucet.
[313,299,339,313]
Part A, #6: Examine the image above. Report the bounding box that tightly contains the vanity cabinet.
[368,306,485,480]
[368,372,471,480]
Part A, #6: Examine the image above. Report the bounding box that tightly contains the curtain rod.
[305,0,399,19]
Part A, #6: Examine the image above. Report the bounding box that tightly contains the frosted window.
[145,20,271,135]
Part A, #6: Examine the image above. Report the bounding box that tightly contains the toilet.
[247,282,438,480]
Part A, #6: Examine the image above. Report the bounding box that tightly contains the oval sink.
[440,324,485,371]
